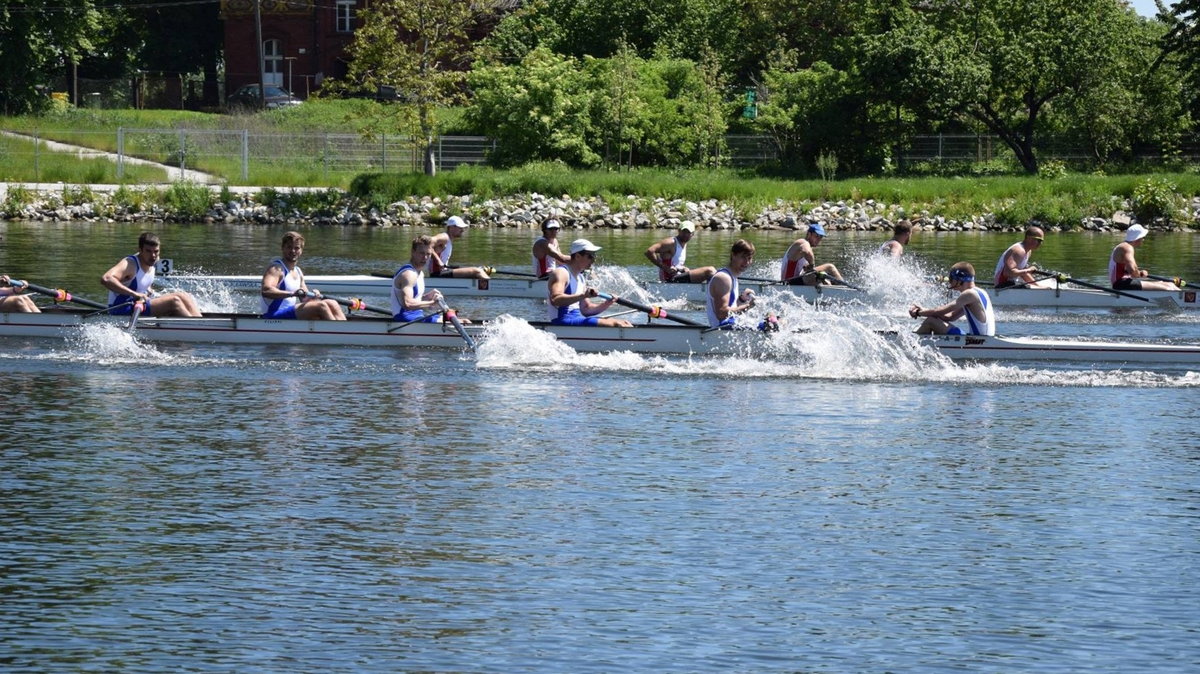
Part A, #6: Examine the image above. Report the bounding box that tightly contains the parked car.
[226,84,302,111]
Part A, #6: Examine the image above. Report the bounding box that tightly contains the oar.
[1146,273,1189,288]
[436,297,476,350]
[1046,272,1151,303]
[312,292,392,317]
[13,280,109,310]
[816,272,864,292]
[482,267,544,279]
[596,292,706,327]
[127,299,145,331]
[386,311,443,333]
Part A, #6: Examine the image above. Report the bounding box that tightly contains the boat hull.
[5,310,1200,365]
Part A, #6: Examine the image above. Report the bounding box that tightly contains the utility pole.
[254,0,266,109]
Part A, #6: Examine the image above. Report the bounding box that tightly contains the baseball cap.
[569,239,602,255]
[679,220,696,232]
[808,222,827,237]
[542,219,561,229]
[446,215,468,228]
[1124,224,1148,242]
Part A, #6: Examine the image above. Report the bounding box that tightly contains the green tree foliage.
[338,0,513,175]
[0,0,100,113]
[467,47,600,167]
[855,0,1142,174]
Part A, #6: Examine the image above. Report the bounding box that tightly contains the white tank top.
[963,288,995,336]
[993,243,1029,285]
[705,269,738,328]
[532,237,558,276]
[107,255,155,305]
[547,268,583,321]
[259,258,302,315]
[390,264,424,316]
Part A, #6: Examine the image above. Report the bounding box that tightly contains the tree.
[0,0,100,113]
[857,0,1142,174]
[339,0,516,175]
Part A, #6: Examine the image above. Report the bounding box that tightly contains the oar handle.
[18,280,109,310]
[436,297,476,350]
[1146,273,1188,287]
[306,290,392,316]
[597,292,707,327]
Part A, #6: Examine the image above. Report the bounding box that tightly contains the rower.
[394,235,470,323]
[707,240,758,329]
[909,262,995,336]
[0,275,41,313]
[781,222,843,284]
[877,220,912,258]
[260,231,346,320]
[547,239,632,327]
[100,232,203,317]
[1109,224,1180,292]
[532,217,570,278]
[644,221,717,283]
[429,215,490,280]
[994,226,1049,288]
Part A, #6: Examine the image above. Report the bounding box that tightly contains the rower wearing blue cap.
[780,222,845,285]
[909,262,995,336]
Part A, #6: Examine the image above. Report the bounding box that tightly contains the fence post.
[323,133,329,181]
[179,129,187,181]
[34,132,40,182]
[242,129,249,183]
[382,133,387,172]
[116,127,124,180]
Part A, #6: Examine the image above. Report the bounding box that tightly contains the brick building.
[220,0,364,99]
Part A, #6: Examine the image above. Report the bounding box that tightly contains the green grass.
[0,133,167,183]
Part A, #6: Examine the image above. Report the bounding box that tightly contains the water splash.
[472,313,1199,388]
[157,264,243,313]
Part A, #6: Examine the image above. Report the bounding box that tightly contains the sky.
[1129,0,1171,17]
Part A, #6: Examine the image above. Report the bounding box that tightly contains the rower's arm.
[644,240,669,270]
[260,266,294,300]
[100,258,140,297]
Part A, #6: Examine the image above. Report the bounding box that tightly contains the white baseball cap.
[1124,224,1148,242]
[446,215,468,228]
[569,239,601,255]
[543,219,561,229]
[679,220,696,232]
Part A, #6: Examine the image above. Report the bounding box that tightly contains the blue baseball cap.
[808,222,827,237]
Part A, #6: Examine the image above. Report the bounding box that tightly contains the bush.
[161,182,214,219]
[1130,177,1181,223]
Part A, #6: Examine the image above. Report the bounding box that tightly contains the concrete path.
[1,130,223,184]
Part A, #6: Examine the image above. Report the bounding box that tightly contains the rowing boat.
[159,273,864,304]
[161,273,1199,310]
[3,309,1199,365]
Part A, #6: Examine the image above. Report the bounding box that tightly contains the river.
[2,220,1198,672]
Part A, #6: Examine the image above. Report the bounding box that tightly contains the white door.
[264,39,283,86]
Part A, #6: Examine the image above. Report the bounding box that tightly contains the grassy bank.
[0,134,167,183]
[351,164,1200,229]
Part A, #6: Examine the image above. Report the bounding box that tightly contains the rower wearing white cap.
[781,222,843,284]
[546,239,633,327]
[429,215,490,280]
[1109,224,1178,291]
[909,262,995,336]
[532,217,570,277]
[644,221,717,283]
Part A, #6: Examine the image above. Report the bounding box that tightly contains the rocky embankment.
[1,186,1188,233]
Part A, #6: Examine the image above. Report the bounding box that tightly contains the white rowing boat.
[3,309,1199,365]
[161,273,1198,310]
[160,273,866,304]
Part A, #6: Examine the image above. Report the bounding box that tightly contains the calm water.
[2,221,1199,672]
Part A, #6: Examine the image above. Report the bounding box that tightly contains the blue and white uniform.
[107,255,155,316]
[705,268,738,329]
[260,258,303,319]
[948,288,995,336]
[391,263,439,322]
[548,267,598,326]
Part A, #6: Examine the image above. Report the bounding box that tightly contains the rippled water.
[2,222,1199,671]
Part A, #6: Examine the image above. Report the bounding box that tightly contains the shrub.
[1130,177,1182,223]
[162,182,214,220]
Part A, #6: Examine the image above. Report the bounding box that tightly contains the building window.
[336,0,356,32]
[264,39,283,86]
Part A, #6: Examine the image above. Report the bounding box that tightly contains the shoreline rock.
[1,185,1195,234]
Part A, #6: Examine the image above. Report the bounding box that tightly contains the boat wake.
[473,314,1200,388]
